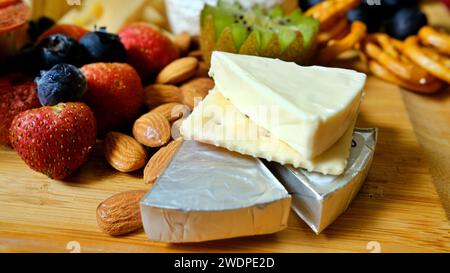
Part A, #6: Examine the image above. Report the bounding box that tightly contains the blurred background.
[25,0,450,34]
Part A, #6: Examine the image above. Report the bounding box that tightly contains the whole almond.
[133,112,171,147]
[195,62,209,78]
[104,132,148,172]
[188,50,203,60]
[171,119,185,140]
[151,103,191,122]
[144,138,183,184]
[144,84,183,109]
[155,57,199,84]
[181,77,215,109]
[174,32,191,55]
[96,190,147,236]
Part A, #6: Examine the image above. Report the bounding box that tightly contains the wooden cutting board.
[1,73,449,253]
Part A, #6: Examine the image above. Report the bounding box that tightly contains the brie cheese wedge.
[140,140,291,243]
[181,89,356,175]
[209,51,366,159]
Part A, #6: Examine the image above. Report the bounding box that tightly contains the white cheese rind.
[266,128,377,234]
[209,51,366,159]
[140,140,291,243]
[181,89,356,175]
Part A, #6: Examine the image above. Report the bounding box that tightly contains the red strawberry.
[81,63,144,134]
[0,73,40,146]
[10,102,97,180]
[36,24,88,43]
[119,23,179,79]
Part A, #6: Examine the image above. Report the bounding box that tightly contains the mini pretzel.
[368,60,444,94]
[315,21,366,65]
[317,17,349,46]
[305,0,361,30]
[418,26,450,56]
[419,45,450,67]
[362,34,437,85]
[403,36,450,84]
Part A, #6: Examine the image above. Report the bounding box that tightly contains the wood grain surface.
[401,1,450,219]
[1,0,450,253]
[1,74,449,253]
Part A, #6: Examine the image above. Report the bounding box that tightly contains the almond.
[150,103,191,122]
[188,50,203,60]
[171,119,185,140]
[144,138,183,184]
[104,132,148,172]
[144,84,183,109]
[181,77,215,109]
[195,62,210,78]
[96,190,147,236]
[155,57,199,84]
[173,32,191,55]
[133,112,171,148]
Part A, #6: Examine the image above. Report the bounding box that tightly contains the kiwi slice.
[200,1,319,64]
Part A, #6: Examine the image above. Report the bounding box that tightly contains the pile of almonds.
[96,33,214,236]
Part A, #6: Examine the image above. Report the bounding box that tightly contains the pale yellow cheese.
[59,0,147,33]
[30,0,73,20]
[181,89,356,175]
[59,0,104,28]
[209,52,366,159]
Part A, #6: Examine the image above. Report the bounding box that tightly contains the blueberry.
[372,0,419,19]
[36,64,87,106]
[38,34,89,69]
[298,0,323,11]
[9,44,43,75]
[347,6,383,33]
[386,8,427,40]
[79,27,127,62]
[354,1,384,21]
[379,0,419,9]
[385,0,420,16]
[28,16,55,42]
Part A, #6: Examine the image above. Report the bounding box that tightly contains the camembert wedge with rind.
[181,89,355,175]
[209,51,366,159]
[140,140,291,243]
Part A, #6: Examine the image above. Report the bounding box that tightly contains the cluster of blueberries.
[300,0,428,39]
[13,18,126,74]
[10,17,128,107]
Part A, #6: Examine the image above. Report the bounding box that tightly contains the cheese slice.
[59,0,104,28]
[59,0,147,33]
[181,88,356,175]
[209,51,366,159]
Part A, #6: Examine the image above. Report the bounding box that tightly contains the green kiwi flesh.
[200,0,319,64]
